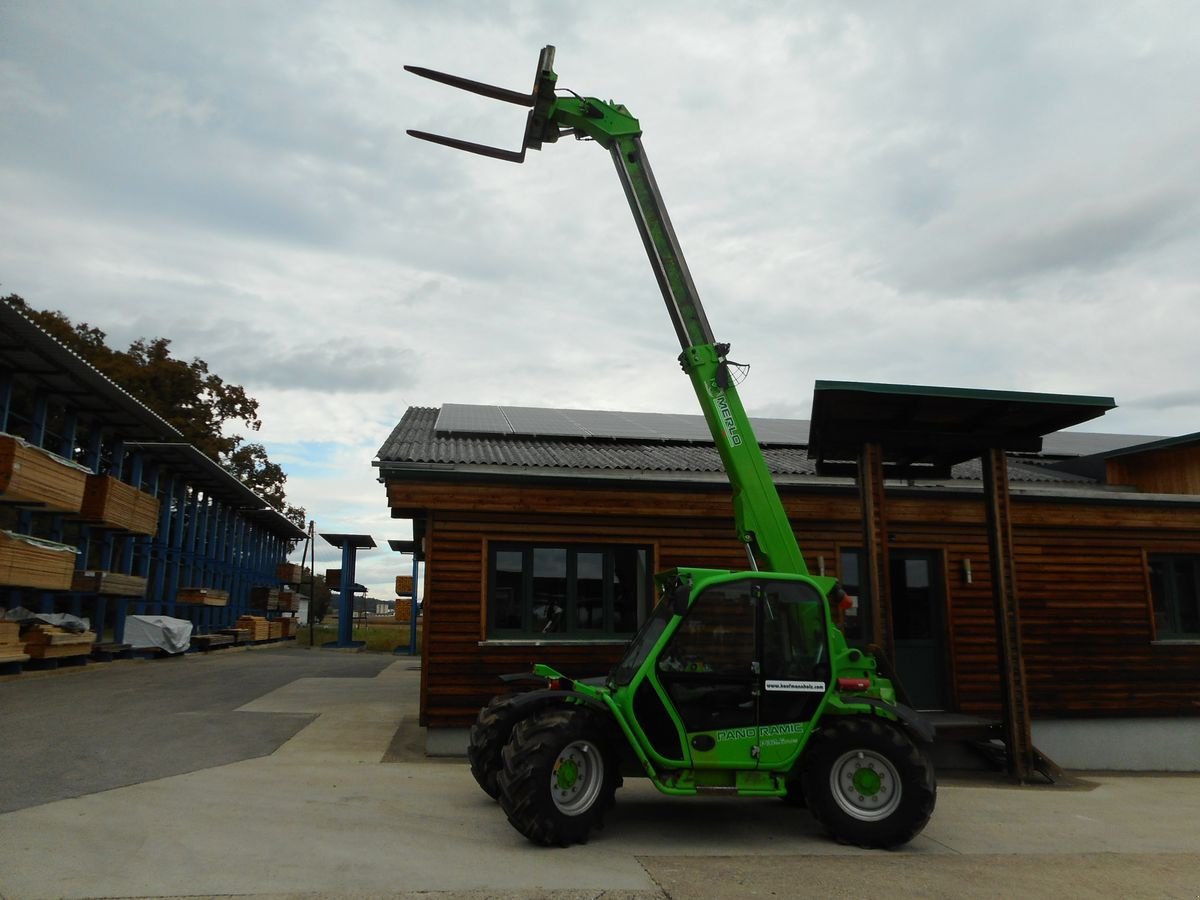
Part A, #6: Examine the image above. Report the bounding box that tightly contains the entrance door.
[889,551,947,711]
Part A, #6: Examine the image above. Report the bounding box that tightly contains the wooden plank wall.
[389,480,1200,727]
[1108,445,1200,495]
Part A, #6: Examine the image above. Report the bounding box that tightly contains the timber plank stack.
[274,590,298,612]
[176,588,229,607]
[252,587,299,612]
[236,616,270,641]
[0,433,89,513]
[268,621,283,640]
[277,617,297,638]
[0,530,77,590]
[71,570,149,596]
[276,562,304,583]
[0,621,29,665]
[191,632,235,652]
[79,474,160,535]
[23,624,96,660]
[250,586,278,608]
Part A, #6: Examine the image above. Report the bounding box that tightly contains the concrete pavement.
[1,646,1198,899]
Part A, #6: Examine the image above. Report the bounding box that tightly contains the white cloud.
[3,0,1200,597]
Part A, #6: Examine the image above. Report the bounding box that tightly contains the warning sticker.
[765,680,826,693]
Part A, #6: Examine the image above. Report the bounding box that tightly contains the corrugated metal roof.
[0,301,182,441]
[376,406,1105,486]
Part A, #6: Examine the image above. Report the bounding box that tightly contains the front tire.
[801,717,936,848]
[468,694,523,800]
[497,707,617,846]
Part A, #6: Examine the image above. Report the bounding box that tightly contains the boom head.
[405,45,560,163]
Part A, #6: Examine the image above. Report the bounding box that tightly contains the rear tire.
[468,694,523,800]
[801,717,936,848]
[497,707,617,846]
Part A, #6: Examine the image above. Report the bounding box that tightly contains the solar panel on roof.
[755,418,811,445]
[504,406,591,437]
[434,404,512,435]
[433,403,812,446]
[569,409,661,440]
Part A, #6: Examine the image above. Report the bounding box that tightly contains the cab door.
[654,580,758,765]
[756,579,831,766]
[652,577,830,769]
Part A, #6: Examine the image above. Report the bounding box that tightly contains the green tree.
[5,294,305,526]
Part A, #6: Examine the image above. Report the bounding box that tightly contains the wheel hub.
[549,740,604,816]
[555,757,580,791]
[829,748,902,821]
[852,766,882,797]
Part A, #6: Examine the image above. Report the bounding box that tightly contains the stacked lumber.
[274,590,298,612]
[71,570,149,597]
[236,615,270,641]
[191,632,235,651]
[395,575,413,596]
[268,621,283,640]
[276,617,297,638]
[0,621,30,664]
[0,433,90,513]
[176,588,229,607]
[79,474,160,535]
[250,587,278,608]
[23,624,96,659]
[251,587,298,610]
[276,562,304,584]
[0,530,77,590]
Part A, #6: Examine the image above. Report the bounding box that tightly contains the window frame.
[485,541,652,641]
[1147,552,1200,642]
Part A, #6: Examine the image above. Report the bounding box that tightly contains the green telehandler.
[407,46,936,848]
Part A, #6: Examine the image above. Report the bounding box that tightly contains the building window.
[1148,554,1200,640]
[488,543,651,638]
[838,549,873,647]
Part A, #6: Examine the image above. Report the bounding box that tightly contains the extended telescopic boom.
[407,46,808,576]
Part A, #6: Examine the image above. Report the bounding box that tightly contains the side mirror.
[670,582,691,616]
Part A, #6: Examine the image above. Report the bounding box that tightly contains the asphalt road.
[0,645,393,813]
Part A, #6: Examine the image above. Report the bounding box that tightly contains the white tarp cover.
[124,615,193,653]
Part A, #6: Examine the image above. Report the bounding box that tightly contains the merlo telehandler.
[407,46,936,848]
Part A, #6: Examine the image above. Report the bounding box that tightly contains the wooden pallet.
[90,642,133,661]
[0,433,89,513]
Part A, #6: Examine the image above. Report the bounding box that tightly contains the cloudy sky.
[3,1,1198,598]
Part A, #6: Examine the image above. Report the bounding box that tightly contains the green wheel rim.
[550,740,604,816]
[829,748,902,821]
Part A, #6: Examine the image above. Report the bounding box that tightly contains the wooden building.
[376,402,1200,768]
